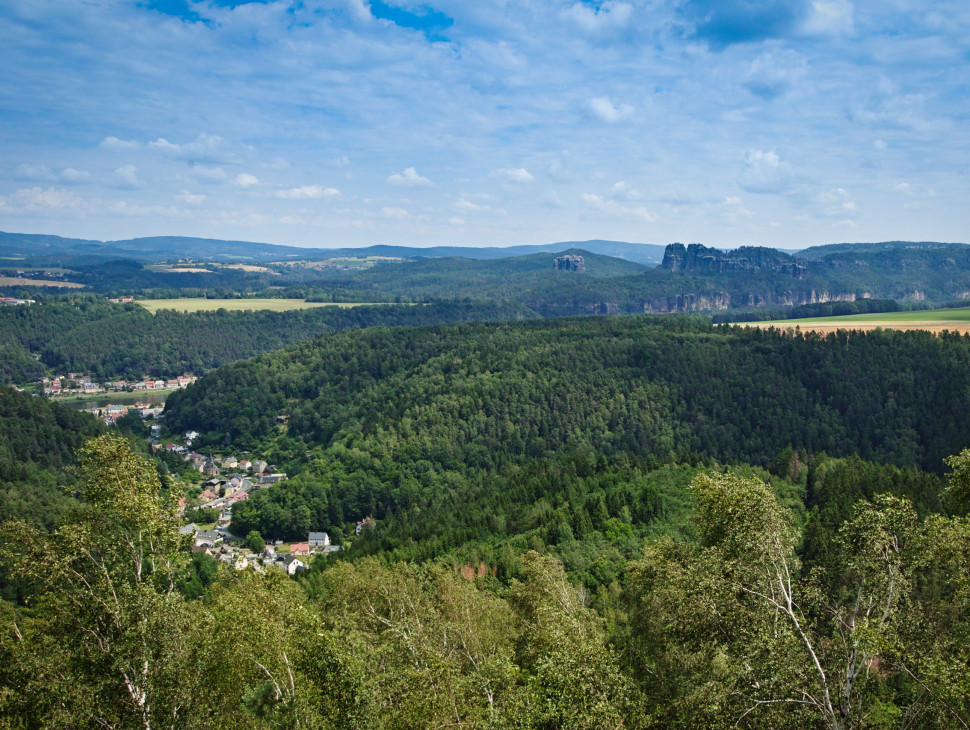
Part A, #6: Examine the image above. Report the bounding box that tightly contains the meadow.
[748,305,970,334]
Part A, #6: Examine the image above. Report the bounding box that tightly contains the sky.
[0,0,968,250]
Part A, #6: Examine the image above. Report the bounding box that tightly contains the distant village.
[33,369,366,575]
[41,372,198,402]
[163,429,366,575]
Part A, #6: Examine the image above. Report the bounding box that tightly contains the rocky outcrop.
[661,243,807,277]
[554,254,586,272]
[641,289,867,313]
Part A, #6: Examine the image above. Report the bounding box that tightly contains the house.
[355,517,376,536]
[259,473,286,486]
[238,460,252,471]
[202,457,220,478]
[222,457,238,469]
[308,532,330,549]
[178,522,198,536]
[281,555,306,575]
[289,542,310,556]
[194,530,223,548]
[252,460,268,474]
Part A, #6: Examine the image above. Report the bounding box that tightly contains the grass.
[766,306,970,325]
[740,306,970,335]
[0,276,84,288]
[55,388,179,403]
[138,298,392,313]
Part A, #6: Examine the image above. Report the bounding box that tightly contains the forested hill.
[165,316,970,477]
[0,298,538,383]
[0,386,105,529]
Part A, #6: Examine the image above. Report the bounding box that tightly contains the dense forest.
[158,316,970,588]
[1,435,968,728]
[0,297,537,382]
[0,386,105,530]
[4,234,970,726]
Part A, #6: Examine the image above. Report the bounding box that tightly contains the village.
[40,372,198,401]
[162,430,363,576]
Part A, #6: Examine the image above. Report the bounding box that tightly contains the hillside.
[165,316,970,503]
[0,230,666,266]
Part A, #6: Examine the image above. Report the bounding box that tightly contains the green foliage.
[0,297,538,383]
[0,385,105,532]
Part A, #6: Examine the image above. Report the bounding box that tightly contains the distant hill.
[0,230,666,266]
[795,241,968,259]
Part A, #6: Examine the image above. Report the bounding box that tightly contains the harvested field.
[740,306,970,335]
[0,276,83,288]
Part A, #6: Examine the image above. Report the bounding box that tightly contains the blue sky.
[0,0,967,250]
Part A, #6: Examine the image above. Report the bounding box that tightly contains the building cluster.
[42,373,197,396]
[181,525,341,576]
[0,297,35,306]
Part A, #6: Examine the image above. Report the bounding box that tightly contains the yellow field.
[138,298,388,313]
[0,276,84,288]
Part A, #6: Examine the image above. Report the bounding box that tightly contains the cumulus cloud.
[235,173,259,188]
[802,0,855,36]
[490,167,534,183]
[176,190,206,204]
[0,186,83,213]
[585,97,634,123]
[387,167,432,187]
[276,185,341,199]
[817,187,858,217]
[582,192,656,222]
[100,136,139,151]
[189,165,228,183]
[148,133,238,163]
[742,50,808,101]
[115,164,140,188]
[739,149,794,194]
[16,164,91,183]
[561,2,633,36]
[609,181,643,201]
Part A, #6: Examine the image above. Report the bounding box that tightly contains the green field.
[765,306,970,326]
[138,298,388,314]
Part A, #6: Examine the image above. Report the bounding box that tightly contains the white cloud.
[189,165,228,183]
[380,206,408,218]
[176,190,206,204]
[742,50,808,101]
[802,0,855,36]
[387,167,432,187]
[235,173,259,188]
[582,192,656,222]
[491,167,534,183]
[148,133,238,163]
[454,198,487,213]
[15,164,91,183]
[585,96,634,123]
[448,216,465,225]
[739,149,794,194]
[60,168,91,183]
[817,188,858,217]
[610,181,643,201]
[15,163,55,181]
[276,185,341,199]
[0,186,83,213]
[115,164,140,187]
[100,136,139,151]
[561,2,633,35]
